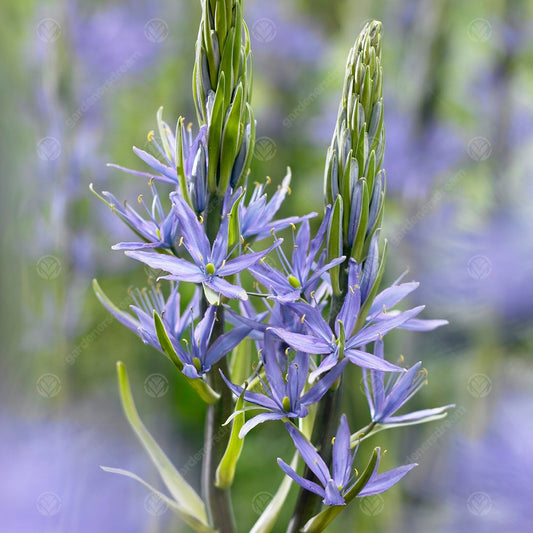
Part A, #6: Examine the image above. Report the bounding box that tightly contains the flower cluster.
[94,6,453,532]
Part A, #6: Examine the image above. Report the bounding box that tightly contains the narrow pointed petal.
[398,318,449,331]
[133,146,178,182]
[125,251,204,282]
[269,328,332,355]
[383,405,454,424]
[206,327,250,368]
[239,412,287,438]
[220,240,283,276]
[323,479,346,506]
[358,464,417,497]
[301,358,348,406]
[205,277,248,301]
[219,371,279,411]
[332,415,351,487]
[345,349,404,372]
[285,423,331,487]
[277,458,324,497]
[370,282,419,316]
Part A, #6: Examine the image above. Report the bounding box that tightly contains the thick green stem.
[201,196,236,533]
[288,267,348,532]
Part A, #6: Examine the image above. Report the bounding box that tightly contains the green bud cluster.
[325,21,386,299]
[193,0,255,196]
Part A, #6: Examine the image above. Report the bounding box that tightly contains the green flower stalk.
[325,21,386,301]
[193,0,255,199]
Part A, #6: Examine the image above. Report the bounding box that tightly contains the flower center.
[205,262,216,275]
[288,275,300,288]
[282,396,291,412]
[192,357,202,373]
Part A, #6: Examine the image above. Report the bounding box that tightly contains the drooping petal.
[277,458,324,497]
[284,423,331,487]
[205,327,251,368]
[369,282,419,317]
[133,146,178,182]
[336,259,362,337]
[239,411,287,438]
[205,276,248,301]
[219,371,279,411]
[332,414,351,488]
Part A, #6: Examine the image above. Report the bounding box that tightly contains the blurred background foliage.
[1,0,532,531]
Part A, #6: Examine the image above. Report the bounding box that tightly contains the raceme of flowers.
[93,4,454,532]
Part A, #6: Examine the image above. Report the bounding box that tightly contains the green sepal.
[218,82,244,194]
[301,448,380,533]
[220,27,235,103]
[215,388,246,488]
[327,195,343,296]
[115,362,208,522]
[101,467,215,533]
[350,178,369,262]
[214,0,227,51]
[175,117,192,206]
[207,72,226,193]
[355,239,387,330]
[153,312,220,404]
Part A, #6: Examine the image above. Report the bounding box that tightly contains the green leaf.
[115,361,207,523]
[249,453,299,533]
[227,189,245,251]
[327,195,343,296]
[301,448,379,533]
[207,72,226,193]
[229,333,251,385]
[101,467,216,533]
[153,312,220,405]
[215,389,246,489]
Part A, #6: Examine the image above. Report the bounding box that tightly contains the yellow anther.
[221,259,226,268]
[187,122,192,131]
[301,314,306,324]
[147,130,155,142]
[398,354,405,364]
[310,291,316,299]
[178,236,184,247]
[285,347,290,355]
[382,304,387,313]
[199,215,204,224]
[290,223,296,231]
[244,243,249,251]
[349,286,354,294]
[258,348,263,357]
[254,181,261,187]
[198,252,203,261]
[354,468,359,477]
[241,235,245,244]
[287,186,292,195]
[137,194,143,204]
[182,338,189,346]
[378,332,383,341]
[259,257,266,264]
[265,176,272,185]
[270,228,276,236]
[148,177,155,186]
[331,436,336,445]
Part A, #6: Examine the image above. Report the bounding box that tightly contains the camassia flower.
[93,281,198,353]
[249,207,345,303]
[277,415,416,505]
[239,171,314,242]
[125,193,282,302]
[221,334,348,437]
[270,260,417,379]
[363,339,454,425]
[90,182,179,251]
